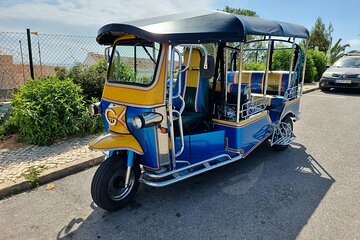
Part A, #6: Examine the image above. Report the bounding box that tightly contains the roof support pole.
[288,37,296,89]
[263,37,272,102]
[225,47,229,103]
[236,42,244,123]
[300,40,309,96]
[168,45,177,170]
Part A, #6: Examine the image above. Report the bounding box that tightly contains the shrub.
[304,54,317,83]
[308,50,328,81]
[11,76,102,145]
[56,60,107,101]
[0,120,17,141]
[272,49,292,70]
[243,62,265,71]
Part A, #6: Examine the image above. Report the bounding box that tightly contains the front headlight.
[358,74,360,78]
[322,72,333,78]
[132,116,143,129]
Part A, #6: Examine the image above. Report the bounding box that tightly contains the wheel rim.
[272,120,293,145]
[107,168,135,201]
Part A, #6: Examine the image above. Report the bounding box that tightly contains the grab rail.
[173,109,184,157]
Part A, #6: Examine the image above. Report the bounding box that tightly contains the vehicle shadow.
[57,141,335,240]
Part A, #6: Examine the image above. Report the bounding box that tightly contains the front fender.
[89,133,144,155]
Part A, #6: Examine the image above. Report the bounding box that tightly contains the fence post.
[26,28,34,79]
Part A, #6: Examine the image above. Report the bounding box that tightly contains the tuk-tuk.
[89,10,309,211]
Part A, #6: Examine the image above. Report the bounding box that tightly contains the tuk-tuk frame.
[89,10,310,211]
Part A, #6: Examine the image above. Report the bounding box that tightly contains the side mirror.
[200,55,215,79]
[104,47,112,63]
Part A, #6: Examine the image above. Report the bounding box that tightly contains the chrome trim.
[236,43,244,123]
[173,110,184,157]
[144,154,232,179]
[288,38,296,88]
[263,37,272,100]
[179,44,208,70]
[300,40,309,96]
[284,86,299,100]
[173,48,183,98]
[241,98,267,119]
[124,166,132,187]
[270,122,295,146]
[168,46,177,170]
[140,154,242,187]
[89,101,101,116]
[141,112,163,128]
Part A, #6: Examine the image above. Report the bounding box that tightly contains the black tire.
[271,116,293,151]
[320,86,330,92]
[91,154,140,212]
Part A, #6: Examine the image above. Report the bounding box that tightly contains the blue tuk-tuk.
[89,10,309,211]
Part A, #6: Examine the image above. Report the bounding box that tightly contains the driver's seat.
[174,49,209,134]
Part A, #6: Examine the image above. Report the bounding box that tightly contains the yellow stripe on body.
[212,111,269,128]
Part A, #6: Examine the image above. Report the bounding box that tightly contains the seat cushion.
[175,111,208,135]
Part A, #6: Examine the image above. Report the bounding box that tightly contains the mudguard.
[89,133,144,155]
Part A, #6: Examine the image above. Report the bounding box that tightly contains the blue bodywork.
[213,114,272,155]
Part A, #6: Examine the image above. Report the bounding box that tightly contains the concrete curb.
[0,86,319,200]
[303,87,319,94]
[0,155,104,199]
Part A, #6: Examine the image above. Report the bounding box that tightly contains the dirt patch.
[0,134,27,151]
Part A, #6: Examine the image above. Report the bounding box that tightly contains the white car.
[319,54,360,91]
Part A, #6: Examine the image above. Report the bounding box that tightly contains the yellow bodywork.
[102,45,168,107]
[105,104,130,134]
[89,133,144,155]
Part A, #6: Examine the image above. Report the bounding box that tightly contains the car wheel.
[320,86,330,92]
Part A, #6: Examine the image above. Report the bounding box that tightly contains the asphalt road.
[1,90,359,240]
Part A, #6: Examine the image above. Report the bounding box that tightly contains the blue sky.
[0,0,359,50]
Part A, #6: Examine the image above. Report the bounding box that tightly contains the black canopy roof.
[97,10,309,45]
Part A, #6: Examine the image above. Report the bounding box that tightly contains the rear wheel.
[91,154,140,212]
[271,116,293,151]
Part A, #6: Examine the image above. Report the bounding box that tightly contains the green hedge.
[56,60,107,101]
[308,50,328,82]
[11,76,102,145]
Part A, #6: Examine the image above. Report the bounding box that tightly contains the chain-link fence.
[0,30,105,100]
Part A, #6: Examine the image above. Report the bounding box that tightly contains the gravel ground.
[0,90,359,240]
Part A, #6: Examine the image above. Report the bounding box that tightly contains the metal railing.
[241,98,267,119]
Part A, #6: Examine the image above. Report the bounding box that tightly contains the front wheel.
[91,154,140,212]
[319,84,330,92]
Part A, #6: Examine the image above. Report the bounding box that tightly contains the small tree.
[223,6,257,17]
[309,17,333,53]
[330,38,350,64]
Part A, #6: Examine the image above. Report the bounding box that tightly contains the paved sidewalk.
[0,134,102,185]
[0,82,319,197]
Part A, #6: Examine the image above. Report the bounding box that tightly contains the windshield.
[108,42,160,85]
[333,57,360,68]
